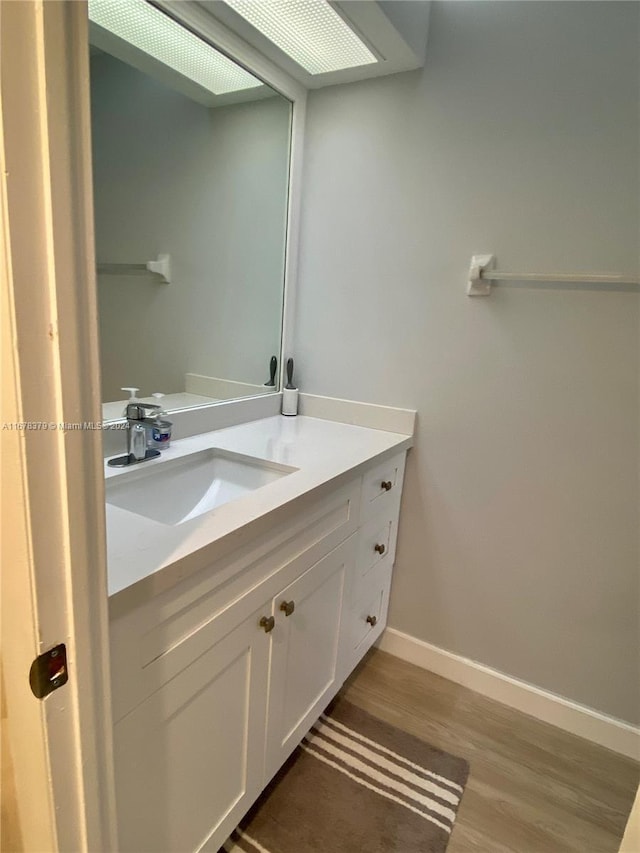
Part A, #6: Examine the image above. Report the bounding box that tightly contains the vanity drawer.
[355,515,394,588]
[360,451,406,523]
[346,559,392,667]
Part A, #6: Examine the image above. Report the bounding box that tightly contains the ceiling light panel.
[88,0,261,94]
[223,0,377,75]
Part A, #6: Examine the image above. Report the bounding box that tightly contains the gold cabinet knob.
[259,615,275,633]
[381,480,392,492]
[279,600,295,617]
[374,543,386,555]
[366,615,378,626]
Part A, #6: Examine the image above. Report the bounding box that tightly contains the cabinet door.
[265,537,355,779]
[113,601,273,853]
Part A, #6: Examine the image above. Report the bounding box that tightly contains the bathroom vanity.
[93,2,418,846]
[106,414,411,852]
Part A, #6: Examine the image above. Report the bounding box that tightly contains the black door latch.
[29,644,68,699]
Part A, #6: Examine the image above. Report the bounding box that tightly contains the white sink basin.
[105,448,297,525]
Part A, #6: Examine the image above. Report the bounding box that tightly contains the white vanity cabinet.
[265,536,355,780]
[341,450,405,674]
[113,600,272,853]
[109,449,406,853]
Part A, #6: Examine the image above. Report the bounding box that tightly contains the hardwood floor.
[339,649,639,853]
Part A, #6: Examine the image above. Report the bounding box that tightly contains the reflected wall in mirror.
[88,0,292,421]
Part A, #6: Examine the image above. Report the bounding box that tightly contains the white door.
[114,602,273,853]
[1,2,117,849]
[265,537,356,779]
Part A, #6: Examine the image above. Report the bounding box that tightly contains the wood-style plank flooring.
[339,649,639,853]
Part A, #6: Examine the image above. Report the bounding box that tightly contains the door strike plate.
[29,644,68,699]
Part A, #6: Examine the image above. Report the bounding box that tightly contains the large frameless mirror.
[88,0,292,421]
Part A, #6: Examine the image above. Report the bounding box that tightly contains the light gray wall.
[295,1,640,723]
[91,54,290,401]
[378,1,431,63]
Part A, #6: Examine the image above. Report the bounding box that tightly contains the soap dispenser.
[121,386,140,416]
[146,392,172,449]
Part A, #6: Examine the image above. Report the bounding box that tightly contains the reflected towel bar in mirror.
[97,253,171,284]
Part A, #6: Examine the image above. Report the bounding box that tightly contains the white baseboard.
[378,627,640,760]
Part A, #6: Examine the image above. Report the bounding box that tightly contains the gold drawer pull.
[259,615,275,633]
[374,543,386,555]
[280,600,295,617]
[366,615,378,627]
[381,480,392,492]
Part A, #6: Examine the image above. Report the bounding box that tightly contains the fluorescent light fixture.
[88,0,261,94]
[224,0,378,75]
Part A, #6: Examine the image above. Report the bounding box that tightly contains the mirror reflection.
[88,0,291,421]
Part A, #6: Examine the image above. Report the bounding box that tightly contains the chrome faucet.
[107,402,164,468]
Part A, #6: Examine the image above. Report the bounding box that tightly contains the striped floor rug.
[222,699,469,853]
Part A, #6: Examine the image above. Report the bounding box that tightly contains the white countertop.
[105,415,412,599]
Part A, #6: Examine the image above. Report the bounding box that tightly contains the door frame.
[1,1,117,848]
[1,1,307,849]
